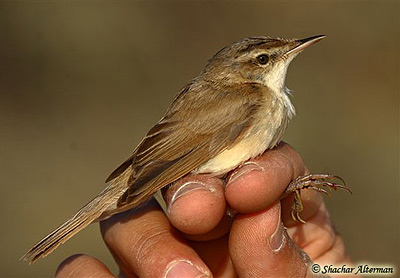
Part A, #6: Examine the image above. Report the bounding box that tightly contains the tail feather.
[21,169,132,264]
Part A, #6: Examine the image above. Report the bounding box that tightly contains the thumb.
[229,202,316,277]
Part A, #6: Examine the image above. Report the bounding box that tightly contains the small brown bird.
[21,35,349,263]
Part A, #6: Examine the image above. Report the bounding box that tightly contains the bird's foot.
[282,174,352,223]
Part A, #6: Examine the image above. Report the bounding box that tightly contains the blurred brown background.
[0,2,398,277]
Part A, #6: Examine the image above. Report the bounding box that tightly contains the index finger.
[225,142,308,213]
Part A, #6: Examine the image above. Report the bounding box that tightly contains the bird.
[21,35,349,264]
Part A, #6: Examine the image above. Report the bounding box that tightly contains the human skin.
[56,142,353,277]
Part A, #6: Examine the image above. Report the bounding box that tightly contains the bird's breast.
[193,100,290,175]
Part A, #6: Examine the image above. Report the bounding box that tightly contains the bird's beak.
[285,35,326,57]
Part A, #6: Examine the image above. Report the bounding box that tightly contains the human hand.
[56,142,352,277]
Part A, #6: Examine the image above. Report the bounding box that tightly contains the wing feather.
[113,81,265,206]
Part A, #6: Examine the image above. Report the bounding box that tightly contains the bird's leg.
[281,174,352,223]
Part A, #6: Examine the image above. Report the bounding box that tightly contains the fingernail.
[167,181,212,213]
[268,203,286,252]
[165,260,209,278]
[226,161,263,186]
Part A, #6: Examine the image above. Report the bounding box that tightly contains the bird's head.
[203,35,326,93]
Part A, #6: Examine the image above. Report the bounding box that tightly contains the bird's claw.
[282,174,351,223]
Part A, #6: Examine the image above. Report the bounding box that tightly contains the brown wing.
[106,155,135,182]
[105,86,192,183]
[113,81,264,207]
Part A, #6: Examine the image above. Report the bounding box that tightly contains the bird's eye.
[256,54,269,65]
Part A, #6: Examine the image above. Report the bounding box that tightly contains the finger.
[286,201,352,265]
[100,199,211,278]
[163,174,227,236]
[163,175,235,275]
[189,236,236,277]
[56,254,113,278]
[225,142,307,213]
[229,202,314,277]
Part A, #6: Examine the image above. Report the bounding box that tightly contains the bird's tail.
[20,168,132,264]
